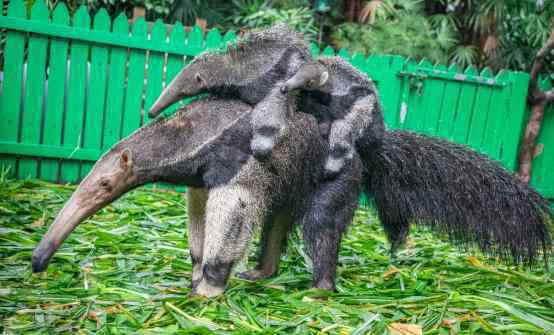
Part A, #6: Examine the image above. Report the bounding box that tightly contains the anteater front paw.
[237,269,276,281]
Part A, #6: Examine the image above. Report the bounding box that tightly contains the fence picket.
[466,68,494,151]
[499,72,529,170]
[18,1,49,179]
[481,70,511,160]
[223,31,237,45]
[531,78,554,197]
[101,14,128,153]
[0,0,25,178]
[205,28,222,50]
[380,56,404,128]
[80,9,110,178]
[59,6,90,183]
[164,23,187,116]
[144,20,167,122]
[186,25,203,55]
[436,64,462,140]
[399,60,419,130]
[121,18,147,137]
[450,66,479,144]
[40,3,70,182]
[421,64,447,135]
[322,46,334,57]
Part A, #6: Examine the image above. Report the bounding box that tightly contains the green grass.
[1,178,553,334]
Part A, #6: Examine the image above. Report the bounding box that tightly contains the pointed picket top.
[52,2,69,23]
[418,59,433,69]
[7,0,24,17]
[206,28,222,50]
[366,54,379,68]
[187,25,204,54]
[494,69,511,81]
[464,65,478,76]
[149,19,166,48]
[112,12,129,35]
[169,22,185,45]
[447,62,459,73]
[223,30,237,45]
[310,42,320,57]
[73,5,91,28]
[322,45,335,57]
[337,48,350,61]
[350,52,366,69]
[480,67,493,78]
[92,8,110,31]
[30,0,48,19]
[405,58,419,68]
[131,17,147,37]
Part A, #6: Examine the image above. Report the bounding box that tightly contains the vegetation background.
[11,0,554,72]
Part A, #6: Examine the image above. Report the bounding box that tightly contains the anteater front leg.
[250,86,290,161]
[186,187,208,289]
[238,211,293,281]
[325,95,382,179]
[193,185,263,297]
[303,164,361,291]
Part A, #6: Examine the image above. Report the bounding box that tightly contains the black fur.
[362,130,553,264]
[302,155,362,290]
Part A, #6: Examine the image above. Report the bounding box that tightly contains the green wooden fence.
[0,0,552,199]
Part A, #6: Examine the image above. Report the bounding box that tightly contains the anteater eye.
[307,80,315,87]
[99,180,111,190]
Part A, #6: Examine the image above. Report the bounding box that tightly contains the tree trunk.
[517,102,547,184]
[344,0,360,22]
[516,31,554,183]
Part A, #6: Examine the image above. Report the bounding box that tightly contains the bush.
[331,16,456,64]
[229,0,317,39]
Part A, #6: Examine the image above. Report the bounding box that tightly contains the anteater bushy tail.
[363,130,552,264]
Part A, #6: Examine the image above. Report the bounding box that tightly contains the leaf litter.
[0,178,552,334]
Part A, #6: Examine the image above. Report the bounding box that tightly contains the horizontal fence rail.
[0,0,552,200]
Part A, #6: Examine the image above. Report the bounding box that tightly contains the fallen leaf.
[466,256,483,267]
[388,323,422,335]
[31,217,45,228]
[383,266,400,279]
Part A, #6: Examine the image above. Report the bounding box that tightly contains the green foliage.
[1,179,553,333]
[332,0,554,70]
[331,2,456,63]
[229,0,317,38]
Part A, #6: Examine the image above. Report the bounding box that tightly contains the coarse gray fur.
[281,56,385,178]
[147,24,313,160]
[32,97,363,296]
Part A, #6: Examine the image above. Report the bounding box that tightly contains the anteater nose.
[31,250,49,273]
[280,85,288,94]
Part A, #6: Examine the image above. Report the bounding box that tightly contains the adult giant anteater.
[32,97,362,296]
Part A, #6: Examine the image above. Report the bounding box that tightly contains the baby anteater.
[281,56,385,178]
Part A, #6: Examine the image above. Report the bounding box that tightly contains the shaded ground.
[0,179,553,334]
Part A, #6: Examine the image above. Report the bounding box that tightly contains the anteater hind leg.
[186,187,208,289]
[303,168,360,291]
[386,221,410,258]
[238,211,294,281]
[193,185,263,297]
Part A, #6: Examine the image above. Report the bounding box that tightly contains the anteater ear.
[319,71,329,86]
[119,149,133,170]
